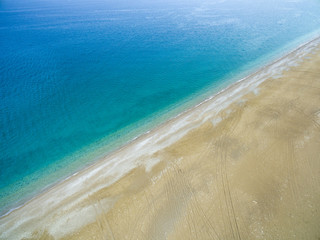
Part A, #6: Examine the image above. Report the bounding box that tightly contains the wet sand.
[1,37,320,240]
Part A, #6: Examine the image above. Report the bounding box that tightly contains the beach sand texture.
[1,38,320,240]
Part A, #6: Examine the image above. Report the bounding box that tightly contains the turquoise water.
[1,0,320,215]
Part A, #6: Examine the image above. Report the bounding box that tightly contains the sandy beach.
[1,37,320,240]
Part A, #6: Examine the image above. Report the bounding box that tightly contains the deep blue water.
[1,0,320,215]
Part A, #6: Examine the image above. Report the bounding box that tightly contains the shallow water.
[1,0,320,215]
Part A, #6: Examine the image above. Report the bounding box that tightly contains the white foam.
[1,36,320,239]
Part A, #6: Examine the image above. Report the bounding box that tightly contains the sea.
[1,0,320,216]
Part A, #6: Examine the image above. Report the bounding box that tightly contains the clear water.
[1,0,320,215]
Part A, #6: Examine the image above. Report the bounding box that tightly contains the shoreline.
[1,35,320,239]
[0,34,319,219]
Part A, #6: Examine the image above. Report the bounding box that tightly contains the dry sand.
[1,37,320,240]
